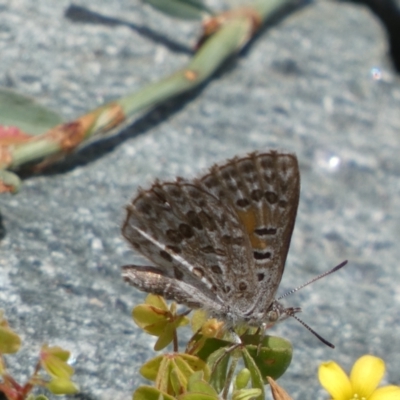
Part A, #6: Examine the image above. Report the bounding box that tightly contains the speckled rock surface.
[1,0,400,399]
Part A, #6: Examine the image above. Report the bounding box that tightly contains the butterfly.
[121,150,347,347]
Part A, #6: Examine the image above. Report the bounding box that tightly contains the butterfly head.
[241,300,301,328]
[264,300,302,328]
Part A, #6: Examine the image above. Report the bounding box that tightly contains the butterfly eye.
[267,310,279,322]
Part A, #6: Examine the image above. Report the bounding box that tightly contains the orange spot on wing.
[236,208,267,249]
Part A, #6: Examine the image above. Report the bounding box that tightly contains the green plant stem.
[11,139,60,168]
[118,16,252,116]
[0,170,21,193]
[173,328,179,353]
[222,350,240,400]
[253,0,295,19]
[1,0,296,193]
[119,0,296,117]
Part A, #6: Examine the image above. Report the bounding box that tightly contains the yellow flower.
[318,355,400,400]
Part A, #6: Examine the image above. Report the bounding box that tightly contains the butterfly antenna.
[278,260,348,300]
[290,313,335,348]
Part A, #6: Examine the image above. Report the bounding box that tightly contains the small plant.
[130,294,293,400]
[0,311,78,400]
[130,296,400,399]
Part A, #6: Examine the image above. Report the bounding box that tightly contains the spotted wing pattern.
[198,151,299,315]
[122,150,300,323]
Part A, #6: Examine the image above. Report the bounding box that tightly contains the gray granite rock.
[1,0,400,399]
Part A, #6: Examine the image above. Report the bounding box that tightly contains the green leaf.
[196,337,231,361]
[140,355,164,380]
[0,170,21,193]
[187,372,218,396]
[46,378,79,395]
[40,346,74,379]
[0,325,21,354]
[232,388,263,400]
[156,356,173,394]
[170,355,209,393]
[241,348,265,400]
[205,346,230,393]
[174,356,196,379]
[133,297,189,342]
[27,396,49,400]
[0,88,63,136]
[170,358,189,394]
[150,353,211,396]
[242,335,292,381]
[178,354,210,381]
[133,385,176,400]
[154,321,175,350]
[143,0,213,20]
[43,345,71,362]
[235,368,251,390]
[179,393,218,400]
[174,314,190,329]
[132,304,168,334]
[191,310,208,333]
[145,294,169,310]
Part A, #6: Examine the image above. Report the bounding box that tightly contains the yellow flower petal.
[369,385,400,400]
[350,355,385,397]
[318,361,352,399]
